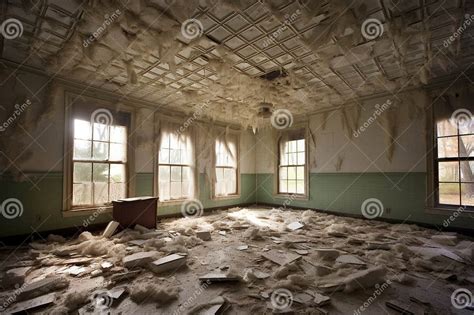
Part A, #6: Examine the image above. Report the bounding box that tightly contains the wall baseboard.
[2,202,471,246]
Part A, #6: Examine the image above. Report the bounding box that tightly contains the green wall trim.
[2,171,473,237]
[0,172,256,237]
[256,172,474,230]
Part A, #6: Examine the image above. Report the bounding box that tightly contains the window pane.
[280,180,287,193]
[290,140,297,152]
[182,181,190,197]
[215,167,223,182]
[170,149,181,164]
[438,162,459,182]
[110,164,125,183]
[74,163,92,182]
[460,161,474,182]
[297,152,305,165]
[159,166,170,182]
[287,180,297,193]
[110,126,126,143]
[437,119,457,137]
[93,164,109,182]
[93,123,109,141]
[170,134,179,149]
[297,166,305,181]
[171,166,181,182]
[288,152,296,165]
[437,137,458,158]
[296,180,304,194]
[224,168,236,194]
[93,142,109,160]
[110,182,126,201]
[110,143,126,162]
[297,139,305,152]
[171,182,181,199]
[280,167,287,180]
[94,182,108,204]
[182,167,191,181]
[159,148,169,164]
[73,183,92,205]
[288,167,296,180]
[74,140,91,159]
[159,181,170,200]
[439,183,460,205]
[461,184,474,206]
[459,120,474,135]
[459,135,474,157]
[74,120,91,140]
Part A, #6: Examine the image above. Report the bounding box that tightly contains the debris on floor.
[1,207,473,314]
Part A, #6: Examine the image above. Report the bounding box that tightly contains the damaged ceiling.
[1,0,473,128]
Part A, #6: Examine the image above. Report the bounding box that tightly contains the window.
[434,109,474,208]
[71,116,128,208]
[278,136,306,195]
[158,132,194,201]
[214,135,238,197]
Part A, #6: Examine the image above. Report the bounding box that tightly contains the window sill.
[159,199,190,206]
[62,206,112,218]
[213,194,241,201]
[274,193,308,201]
[425,206,474,215]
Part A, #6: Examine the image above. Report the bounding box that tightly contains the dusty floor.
[0,207,473,314]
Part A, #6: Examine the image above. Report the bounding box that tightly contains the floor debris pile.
[0,207,473,314]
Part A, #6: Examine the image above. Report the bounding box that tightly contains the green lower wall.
[256,173,474,230]
[1,171,472,237]
[0,173,256,238]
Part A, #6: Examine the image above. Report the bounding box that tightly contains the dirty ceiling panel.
[1,0,473,128]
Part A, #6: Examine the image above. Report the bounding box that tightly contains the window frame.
[63,92,135,214]
[157,131,194,203]
[212,131,240,200]
[426,102,474,213]
[274,126,309,200]
[153,116,198,205]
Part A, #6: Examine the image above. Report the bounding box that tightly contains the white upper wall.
[0,71,256,175]
[255,94,427,174]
